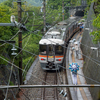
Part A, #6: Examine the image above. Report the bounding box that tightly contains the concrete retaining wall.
[80,2,100,100]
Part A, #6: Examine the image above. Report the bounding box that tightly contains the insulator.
[63,92,67,97]
[59,90,63,94]
[11,44,17,51]
[11,47,17,51]
[11,15,15,23]
[11,51,17,56]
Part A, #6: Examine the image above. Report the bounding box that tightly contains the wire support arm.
[0,23,16,26]
[0,84,100,89]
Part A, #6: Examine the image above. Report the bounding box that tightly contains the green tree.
[0,4,13,40]
[90,0,100,43]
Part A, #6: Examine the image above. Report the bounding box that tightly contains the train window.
[39,45,47,55]
[55,45,63,55]
[49,46,53,51]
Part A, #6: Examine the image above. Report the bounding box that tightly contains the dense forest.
[0,0,96,77]
[0,0,96,79]
[90,0,100,43]
[1,0,100,99]
[0,0,73,82]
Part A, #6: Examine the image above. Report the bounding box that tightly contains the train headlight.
[56,59,61,61]
[41,58,45,61]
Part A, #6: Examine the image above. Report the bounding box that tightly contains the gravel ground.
[17,61,68,100]
[17,61,45,100]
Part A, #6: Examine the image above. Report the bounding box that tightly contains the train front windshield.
[48,45,54,56]
[39,45,47,55]
[55,45,63,55]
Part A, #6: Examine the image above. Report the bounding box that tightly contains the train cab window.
[48,45,54,55]
[39,45,47,55]
[55,45,63,55]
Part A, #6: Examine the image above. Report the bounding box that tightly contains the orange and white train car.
[39,16,80,70]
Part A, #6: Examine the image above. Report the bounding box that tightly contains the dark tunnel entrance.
[75,10,84,17]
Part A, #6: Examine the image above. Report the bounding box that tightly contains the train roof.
[47,31,60,35]
[39,39,64,45]
[57,21,67,25]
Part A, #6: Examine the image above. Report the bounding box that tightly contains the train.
[39,16,81,70]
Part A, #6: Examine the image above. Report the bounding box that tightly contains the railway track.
[41,70,69,100]
[42,71,58,100]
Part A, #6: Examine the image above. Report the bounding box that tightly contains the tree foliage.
[0,0,71,69]
[90,0,100,43]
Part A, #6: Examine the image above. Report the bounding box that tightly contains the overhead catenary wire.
[0,24,100,85]
[22,24,43,40]
[19,88,30,100]
[0,0,29,47]
[22,12,63,40]
[0,1,22,99]
[0,56,50,85]
[0,16,100,66]
[0,30,20,47]
[5,59,14,100]
[22,55,34,76]
[0,48,100,86]
[0,0,99,88]
[0,0,67,98]
[33,30,100,65]
[1,28,100,67]
[1,25,99,67]
[3,80,17,99]
[0,54,100,88]
[0,38,38,55]
[5,11,35,99]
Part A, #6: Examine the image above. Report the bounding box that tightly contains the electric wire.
[0,30,20,47]
[1,16,35,98]
[33,28,100,65]
[22,55,34,76]
[19,88,30,100]
[0,0,69,98]
[3,81,16,99]
[0,0,28,48]
[0,20,100,67]
[19,0,27,23]
[5,35,34,99]
[5,13,35,99]
[1,26,100,70]
[1,25,99,68]
[0,1,95,99]
[0,32,100,86]
[0,53,100,86]
[5,56,15,100]
[0,56,50,85]
[0,6,100,86]
[0,38,38,56]
[31,34,100,84]
[80,42,100,53]
[0,35,100,86]
[22,24,43,40]
[0,0,25,23]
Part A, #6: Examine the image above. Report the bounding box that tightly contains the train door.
[47,45,55,62]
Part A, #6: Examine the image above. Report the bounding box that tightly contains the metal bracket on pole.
[0,23,16,26]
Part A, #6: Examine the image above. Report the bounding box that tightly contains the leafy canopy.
[90,0,100,43]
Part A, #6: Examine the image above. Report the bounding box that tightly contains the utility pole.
[62,0,64,21]
[17,0,23,85]
[43,0,46,34]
